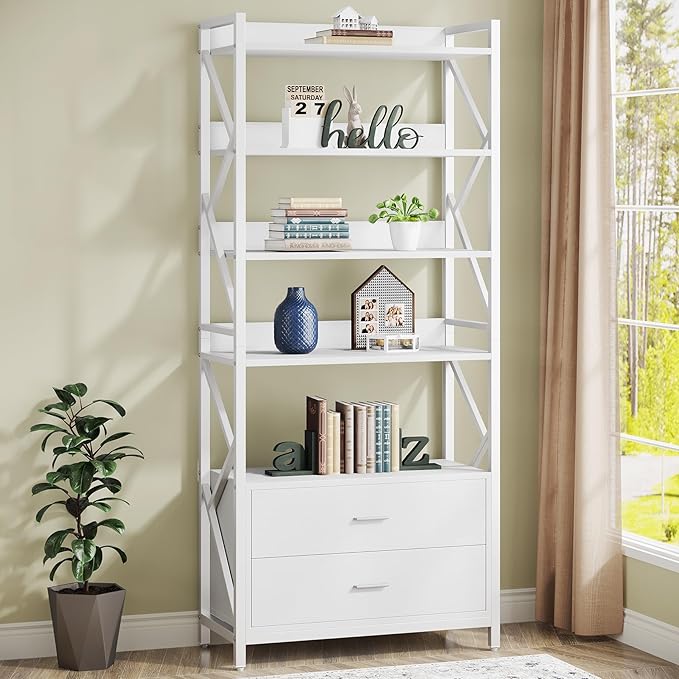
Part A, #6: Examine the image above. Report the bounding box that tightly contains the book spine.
[332,411,341,474]
[280,201,343,209]
[280,197,342,207]
[306,396,327,475]
[353,405,367,474]
[325,29,394,37]
[265,239,352,250]
[374,404,383,473]
[308,36,393,45]
[336,402,354,474]
[271,223,349,232]
[365,404,375,473]
[390,403,400,472]
[280,218,346,225]
[326,410,334,475]
[284,209,348,217]
[270,232,350,239]
[382,403,391,473]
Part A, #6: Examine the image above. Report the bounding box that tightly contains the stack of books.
[306,395,400,475]
[265,197,352,252]
[305,28,393,46]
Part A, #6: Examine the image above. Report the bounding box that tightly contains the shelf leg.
[233,637,246,670]
[488,623,500,651]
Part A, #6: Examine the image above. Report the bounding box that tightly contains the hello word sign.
[321,99,422,150]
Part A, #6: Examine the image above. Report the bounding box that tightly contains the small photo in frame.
[384,302,405,328]
[361,297,378,311]
[360,321,378,335]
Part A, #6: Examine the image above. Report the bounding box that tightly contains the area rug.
[253,654,600,679]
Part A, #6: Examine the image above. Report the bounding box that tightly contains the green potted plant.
[30,383,143,671]
[369,194,439,251]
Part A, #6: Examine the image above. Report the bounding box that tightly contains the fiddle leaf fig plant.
[30,383,143,592]
[368,194,439,223]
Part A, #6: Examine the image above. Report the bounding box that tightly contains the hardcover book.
[306,396,327,475]
[326,410,335,475]
[353,403,367,474]
[271,209,348,218]
[374,403,383,472]
[271,217,346,225]
[331,410,341,474]
[267,232,350,240]
[363,403,376,473]
[305,36,393,46]
[279,197,342,207]
[335,401,354,474]
[264,239,353,251]
[387,402,400,472]
[382,403,391,473]
[316,29,394,38]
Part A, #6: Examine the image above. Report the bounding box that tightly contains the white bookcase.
[197,14,500,669]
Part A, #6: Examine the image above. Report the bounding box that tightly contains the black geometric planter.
[48,583,125,671]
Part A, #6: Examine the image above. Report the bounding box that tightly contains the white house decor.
[334,6,361,30]
[197,13,500,671]
[359,15,379,31]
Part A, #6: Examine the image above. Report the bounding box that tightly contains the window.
[614,0,679,570]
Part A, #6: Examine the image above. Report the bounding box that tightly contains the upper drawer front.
[251,545,486,627]
[251,479,485,558]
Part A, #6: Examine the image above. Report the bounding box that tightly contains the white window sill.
[623,532,679,573]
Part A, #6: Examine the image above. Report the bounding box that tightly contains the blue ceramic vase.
[274,287,318,354]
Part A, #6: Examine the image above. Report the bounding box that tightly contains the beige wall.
[1,0,543,625]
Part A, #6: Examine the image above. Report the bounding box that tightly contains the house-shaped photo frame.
[351,265,415,349]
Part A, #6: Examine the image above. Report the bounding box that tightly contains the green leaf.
[92,459,117,477]
[49,557,72,581]
[106,445,144,458]
[96,496,129,506]
[99,431,133,447]
[368,213,378,224]
[30,423,68,434]
[86,477,122,496]
[72,557,93,583]
[36,501,66,522]
[94,399,126,417]
[44,402,70,412]
[68,461,96,493]
[32,482,65,495]
[43,546,71,564]
[53,388,76,407]
[65,496,88,517]
[72,538,96,564]
[45,470,67,485]
[44,529,74,558]
[102,545,128,564]
[64,383,88,397]
[90,501,111,512]
[93,546,103,571]
[98,518,125,534]
[81,521,98,540]
[38,408,67,421]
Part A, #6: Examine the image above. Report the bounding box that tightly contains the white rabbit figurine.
[343,85,367,147]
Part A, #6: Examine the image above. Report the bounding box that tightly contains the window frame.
[611,1,679,569]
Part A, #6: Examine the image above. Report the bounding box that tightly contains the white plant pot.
[389,221,421,251]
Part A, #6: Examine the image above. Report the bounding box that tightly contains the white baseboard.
[614,608,679,666]
[0,611,200,661]
[499,587,536,624]
[0,589,536,661]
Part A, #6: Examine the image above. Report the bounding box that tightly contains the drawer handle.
[352,516,390,522]
[352,583,390,591]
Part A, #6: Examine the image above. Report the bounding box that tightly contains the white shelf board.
[227,248,492,261]
[201,345,490,368]
[243,466,490,488]
[206,22,493,61]
[211,122,490,158]
[208,222,491,254]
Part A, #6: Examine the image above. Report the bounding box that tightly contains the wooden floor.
[1,623,678,679]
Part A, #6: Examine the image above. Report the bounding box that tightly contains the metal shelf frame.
[197,13,500,669]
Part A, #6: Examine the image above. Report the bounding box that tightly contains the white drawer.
[251,479,486,557]
[251,546,486,627]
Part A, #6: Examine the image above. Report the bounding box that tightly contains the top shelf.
[201,20,495,61]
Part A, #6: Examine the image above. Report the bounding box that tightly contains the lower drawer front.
[251,546,485,627]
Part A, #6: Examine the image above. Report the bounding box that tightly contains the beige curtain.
[537,0,623,636]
